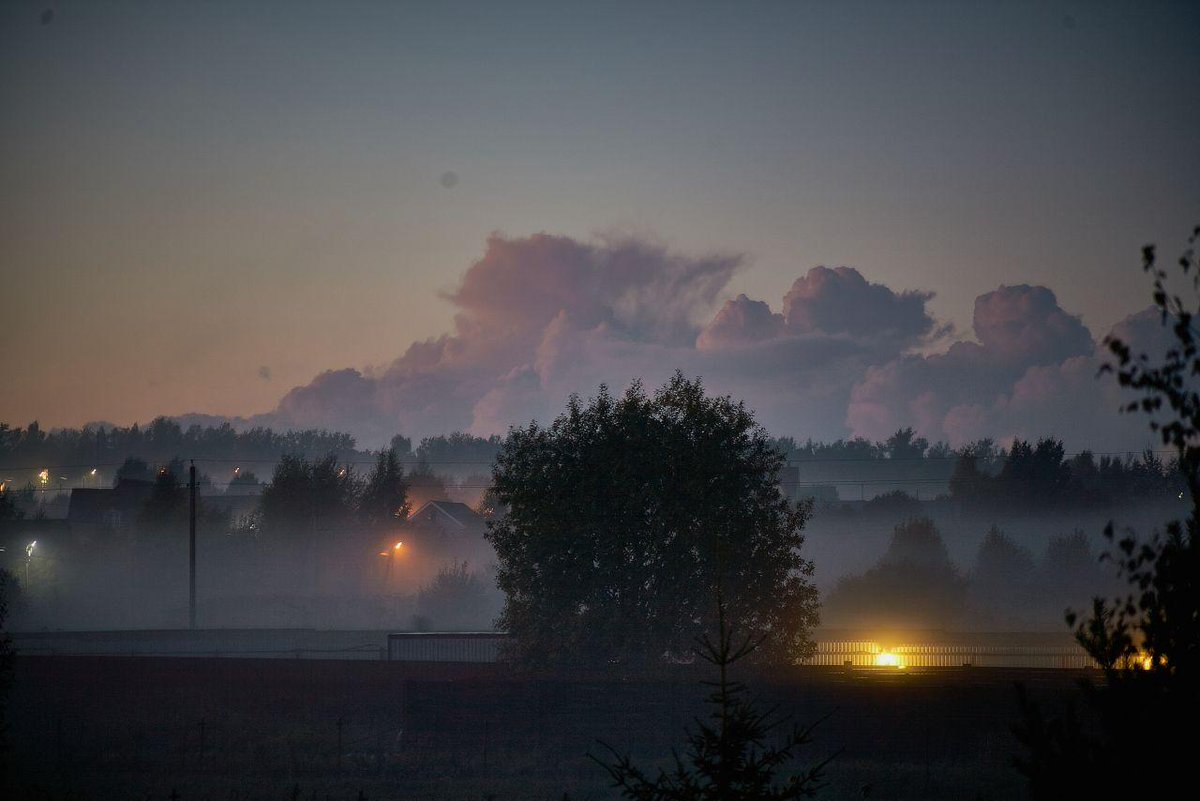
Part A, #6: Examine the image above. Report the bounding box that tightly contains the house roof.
[407,500,483,531]
[67,479,155,524]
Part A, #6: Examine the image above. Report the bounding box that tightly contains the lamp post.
[25,540,36,586]
[382,541,403,591]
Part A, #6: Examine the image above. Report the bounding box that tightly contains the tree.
[415,561,494,630]
[115,456,152,484]
[137,460,188,531]
[259,454,359,540]
[0,568,15,766]
[358,448,410,529]
[1015,226,1199,797]
[0,484,21,523]
[823,517,966,629]
[486,373,818,668]
[593,592,831,801]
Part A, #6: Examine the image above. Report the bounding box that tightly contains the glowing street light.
[382,541,404,590]
[874,651,904,669]
[37,469,49,486]
[25,540,37,584]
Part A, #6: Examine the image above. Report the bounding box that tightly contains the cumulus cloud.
[250,231,1155,451]
[782,266,937,347]
[696,294,784,351]
[971,284,1093,367]
[846,292,1165,450]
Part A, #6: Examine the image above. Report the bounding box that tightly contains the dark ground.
[3,655,1085,801]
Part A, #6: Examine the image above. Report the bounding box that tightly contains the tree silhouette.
[824,517,966,629]
[1015,226,1199,798]
[358,448,410,529]
[487,373,818,668]
[592,590,831,800]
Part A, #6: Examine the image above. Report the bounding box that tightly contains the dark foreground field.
[4,656,1084,801]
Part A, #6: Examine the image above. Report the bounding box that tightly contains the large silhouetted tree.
[486,373,819,668]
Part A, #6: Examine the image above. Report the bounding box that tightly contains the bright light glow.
[37,469,49,485]
[233,467,241,475]
[26,540,37,558]
[393,541,403,551]
[874,651,904,669]
[378,551,389,557]
[90,468,97,476]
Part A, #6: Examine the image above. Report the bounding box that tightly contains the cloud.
[846,293,1164,450]
[782,266,937,347]
[247,231,1154,451]
[696,294,784,351]
[971,284,1093,367]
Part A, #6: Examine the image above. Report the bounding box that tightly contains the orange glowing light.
[393,541,403,551]
[874,651,904,669]
[378,551,389,557]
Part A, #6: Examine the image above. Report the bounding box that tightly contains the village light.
[38,469,49,485]
[25,540,37,585]
[874,651,904,669]
[394,541,403,551]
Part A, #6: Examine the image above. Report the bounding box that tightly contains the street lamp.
[382,541,403,590]
[25,540,36,585]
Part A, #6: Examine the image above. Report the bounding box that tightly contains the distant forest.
[0,417,1183,512]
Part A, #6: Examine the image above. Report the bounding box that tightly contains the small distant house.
[405,500,487,539]
[67,478,155,532]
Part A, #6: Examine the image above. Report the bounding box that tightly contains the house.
[66,478,155,532]
[405,500,487,539]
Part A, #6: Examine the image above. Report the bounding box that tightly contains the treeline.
[0,418,1183,512]
[0,419,502,484]
[0,419,360,471]
[823,517,1114,629]
[776,428,1181,511]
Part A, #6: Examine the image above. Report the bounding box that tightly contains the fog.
[0,441,1180,637]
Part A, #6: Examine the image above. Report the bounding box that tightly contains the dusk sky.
[2,0,1197,447]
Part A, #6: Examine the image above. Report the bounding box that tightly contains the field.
[4,655,1087,801]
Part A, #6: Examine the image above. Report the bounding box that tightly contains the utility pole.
[189,460,197,630]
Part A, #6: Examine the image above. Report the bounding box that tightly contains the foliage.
[413,432,503,478]
[358,448,410,529]
[0,484,21,523]
[115,456,153,484]
[136,459,188,530]
[416,561,493,630]
[950,437,1179,512]
[1014,226,1199,797]
[487,373,818,668]
[823,517,966,628]
[0,567,14,763]
[227,468,261,491]
[259,454,360,540]
[971,526,1036,591]
[592,595,831,801]
[0,417,362,482]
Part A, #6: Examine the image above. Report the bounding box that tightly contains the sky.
[1,0,1197,448]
